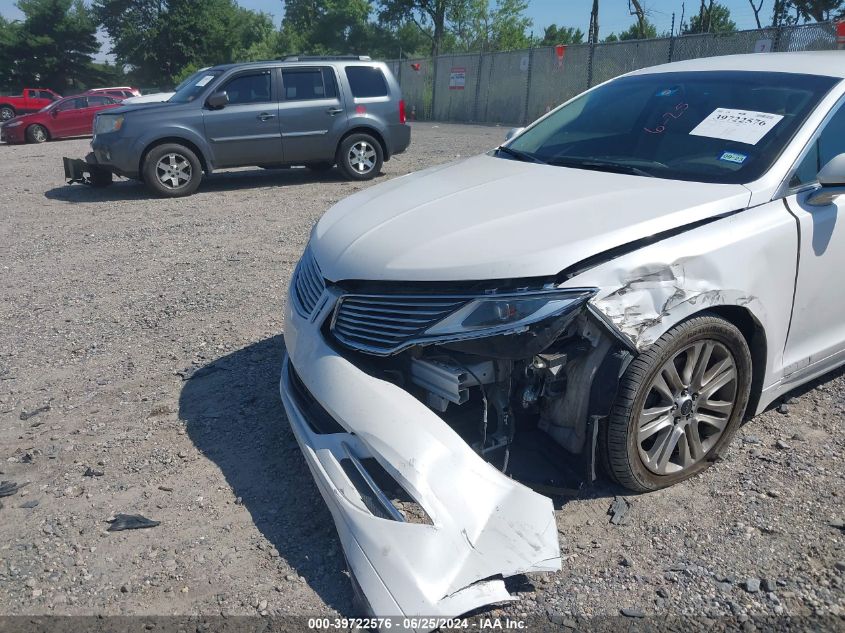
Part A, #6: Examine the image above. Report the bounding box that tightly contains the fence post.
[587,42,595,88]
[773,25,783,52]
[668,34,676,62]
[473,51,483,123]
[522,47,534,125]
[430,56,438,121]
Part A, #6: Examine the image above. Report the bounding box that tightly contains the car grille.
[331,294,469,355]
[291,250,326,318]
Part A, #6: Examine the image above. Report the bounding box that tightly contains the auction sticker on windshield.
[195,75,215,87]
[689,108,783,145]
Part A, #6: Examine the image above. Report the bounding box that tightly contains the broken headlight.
[425,289,596,338]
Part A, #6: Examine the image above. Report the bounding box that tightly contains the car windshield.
[173,68,212,92]
[504,70,839,184]
[168,70,223,103]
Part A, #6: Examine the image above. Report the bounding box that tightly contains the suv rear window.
[345,66,388,98]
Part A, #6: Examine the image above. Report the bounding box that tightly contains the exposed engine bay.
[323,283,636,490]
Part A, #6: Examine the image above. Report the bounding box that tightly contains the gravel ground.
[1,123,843,628]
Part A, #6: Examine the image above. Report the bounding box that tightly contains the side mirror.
[206,91,228,110]
[505,127,524,141]
[51,109,59,118]
[808,154,845,206]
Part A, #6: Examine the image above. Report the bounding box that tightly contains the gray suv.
[65,56,411,197]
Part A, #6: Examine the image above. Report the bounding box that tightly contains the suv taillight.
[399,99,406,124]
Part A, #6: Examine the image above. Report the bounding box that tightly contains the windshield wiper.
[495,145,547,164]
[547,157,655,178]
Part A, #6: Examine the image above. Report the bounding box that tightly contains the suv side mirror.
[505,127,524,141]
[206,91,228,110]
[808,154,845,206]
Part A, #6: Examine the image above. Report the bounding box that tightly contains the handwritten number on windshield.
[644,102,689,134]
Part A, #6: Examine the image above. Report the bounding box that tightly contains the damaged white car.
[279,51,845,621]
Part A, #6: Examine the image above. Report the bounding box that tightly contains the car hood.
[121,92,175,105]
[312,154,752,283]
[2,112,39,127]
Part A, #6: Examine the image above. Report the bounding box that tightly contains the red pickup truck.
[0,88,62,122]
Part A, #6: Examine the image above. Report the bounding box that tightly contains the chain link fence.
[389,21,841,126]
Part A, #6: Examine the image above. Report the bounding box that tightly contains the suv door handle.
[326,108,343,115]
[257,112,276,121]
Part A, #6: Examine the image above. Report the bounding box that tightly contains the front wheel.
[603,313,752,492]
[0,106,15,122]
[336,134,383,181]
[26,124,48,144]
[142,144,202,197]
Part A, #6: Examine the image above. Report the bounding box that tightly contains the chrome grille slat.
[334,316,421,333]
[291,250,326,318]
[332,293,470,355]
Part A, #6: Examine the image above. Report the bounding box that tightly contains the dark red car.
[0,94,123,144]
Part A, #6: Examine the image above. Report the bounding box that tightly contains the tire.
[603,313,752,492]
[0,106,15,122]
[142,143,202,197]
[336,133,383,181]
[305,161,334,172]
[26,124,49,144]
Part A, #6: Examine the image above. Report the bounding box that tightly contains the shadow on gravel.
[179,334,355,615]
[44,167,376,203]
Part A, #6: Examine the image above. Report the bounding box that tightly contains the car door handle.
[257,112,276,121]
[326,108,343,115]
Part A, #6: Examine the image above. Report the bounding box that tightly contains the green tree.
[537,24,584,46]
[684,1,737,33]
[10,0,100,92]
[278,0,373,56]
[95,0,276,86]
[0,16,17,91]
[378,0,532,56]
[618,18,658,39]
[776,0,844,22]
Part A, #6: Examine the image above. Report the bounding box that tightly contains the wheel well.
[705,305,767,418]
[27,123,49,139]
[140,137,209,175]
[0,103,14,111]
[339,127,390,161]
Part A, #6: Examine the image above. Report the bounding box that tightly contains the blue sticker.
[719,151,747,164]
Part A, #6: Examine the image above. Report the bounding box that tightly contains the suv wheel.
[337,134,383,181]
[0,106,15,122]
[603,313,752,492]
[26,124,48,144]
[142,144,202,197]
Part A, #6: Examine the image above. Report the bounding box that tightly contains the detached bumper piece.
[279,310,561,626]
[63,154,112,186]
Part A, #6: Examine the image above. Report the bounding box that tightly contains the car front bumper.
[1,125,25,144]
[90,133,140,178]
[279,291,560,623]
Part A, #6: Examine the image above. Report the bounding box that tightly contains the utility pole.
[589,0,599,44]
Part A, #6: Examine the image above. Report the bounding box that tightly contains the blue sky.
[0,0,783,56]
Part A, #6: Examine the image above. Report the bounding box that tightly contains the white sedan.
[280,51,845,622]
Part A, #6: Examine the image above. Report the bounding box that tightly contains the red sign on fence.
[837,21,845,49]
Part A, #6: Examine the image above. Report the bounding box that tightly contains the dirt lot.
[1,123,843,627]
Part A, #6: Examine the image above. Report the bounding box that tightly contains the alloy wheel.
[636,340,737,475]
[31,126,46,142]
[0,108,13,121]
[155,153,192,189]
[348,141,376,174]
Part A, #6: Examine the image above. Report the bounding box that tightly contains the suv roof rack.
[283,55,372,62]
